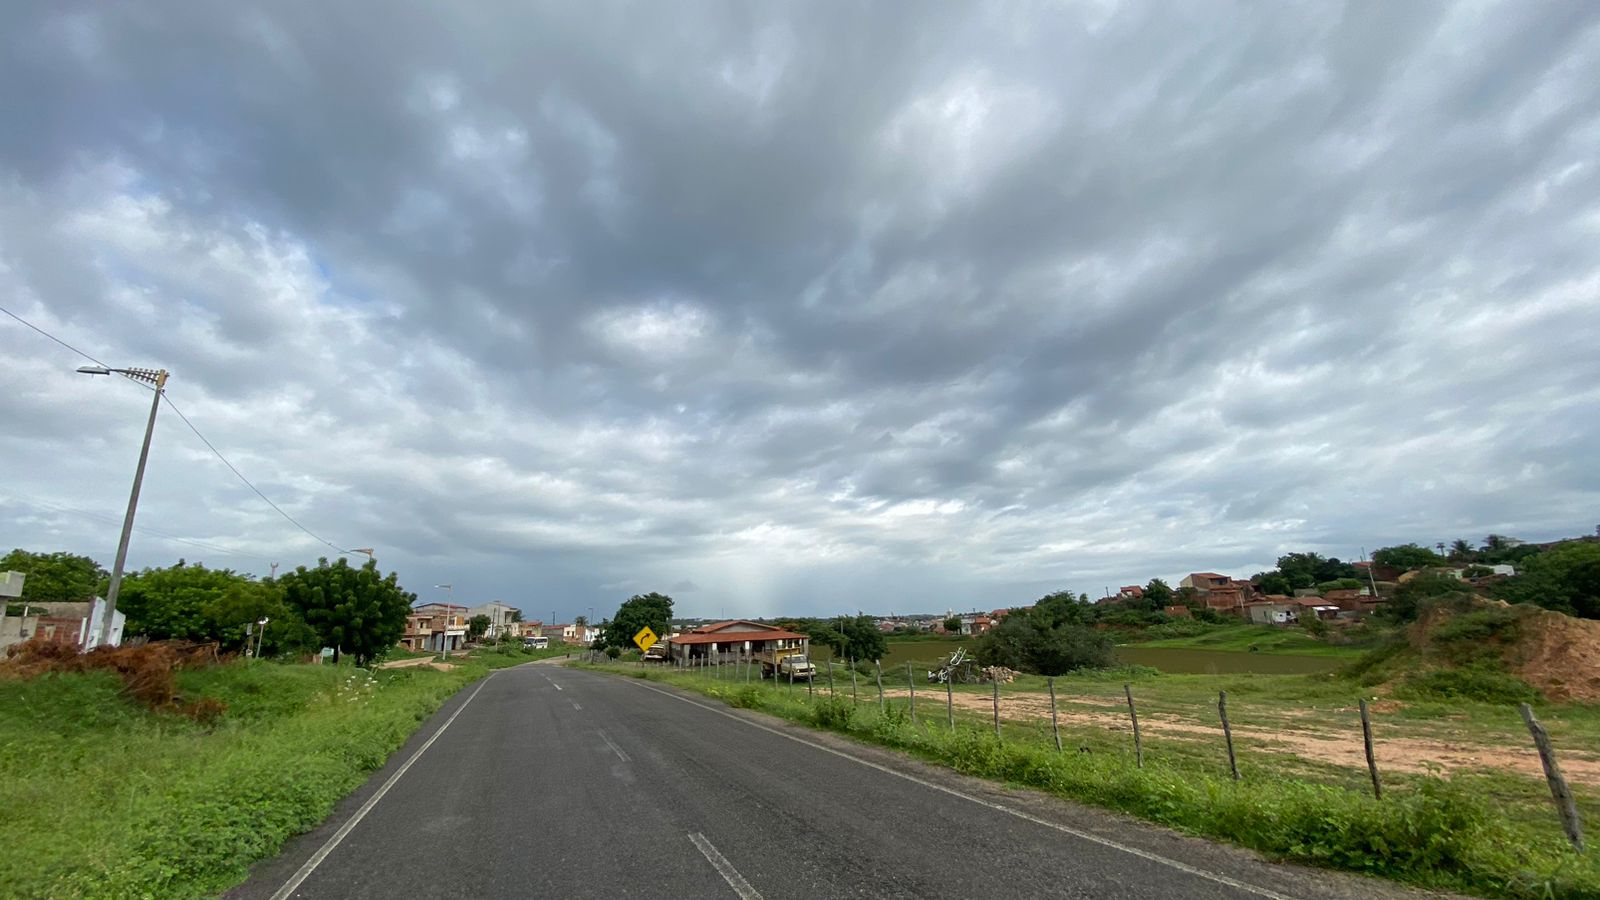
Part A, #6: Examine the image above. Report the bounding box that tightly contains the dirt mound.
[1398,599,1600,703]
[1,638,227,720]
[1507,608,1600,703]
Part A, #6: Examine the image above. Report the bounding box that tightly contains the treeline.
[2,549,416,666]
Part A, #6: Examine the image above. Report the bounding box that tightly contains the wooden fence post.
[907,662,917,725]
[828,656,836,696]
[1521,702,1585,852]
[850,658,858,703]
[875,660,885,713]
[1218,691,1240,781]
[1359,698,1381,800]
[1048,676,1061,753]
[946,672,954,730]
[1124,683,1143,769]
[992,679,1001,740]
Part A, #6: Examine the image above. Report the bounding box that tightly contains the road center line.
[552,682,563,691]
[689,832,763,900]
[626,678,1298,900]
[597,728,631,762]
[571,701,582,710]
[269,675,495,900]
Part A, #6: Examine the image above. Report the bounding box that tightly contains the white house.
[466,601,522,639]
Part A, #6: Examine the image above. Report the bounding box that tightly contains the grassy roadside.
[576,660,1600,899]
[0,644,564,899]
[1126,623,1369,657]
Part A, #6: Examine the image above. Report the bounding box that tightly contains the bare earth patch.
[874,688,1600,786]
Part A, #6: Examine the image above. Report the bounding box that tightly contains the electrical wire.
[1,301,354,556]
[3,495,278,565]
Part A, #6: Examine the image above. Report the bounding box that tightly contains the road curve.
[229,664,1454,900]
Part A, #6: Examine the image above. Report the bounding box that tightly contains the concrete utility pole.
[77,365,169,647]
[435,584,454,659]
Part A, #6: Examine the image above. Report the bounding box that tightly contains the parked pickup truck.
[758,648,816,681]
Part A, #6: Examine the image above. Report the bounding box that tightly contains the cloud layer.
[3,2,1598,620]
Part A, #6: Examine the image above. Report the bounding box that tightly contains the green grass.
[0,643,564,899]
[580,660,1600,899]
[1132,624,1368,657]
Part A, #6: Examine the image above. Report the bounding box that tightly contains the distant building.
[664,620,809,663]
[466,601,521,639]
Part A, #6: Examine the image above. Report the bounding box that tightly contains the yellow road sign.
[633,626,658,653]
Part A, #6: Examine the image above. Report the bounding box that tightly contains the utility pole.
[77,365,169,647]
[1361,548,1380,597]
[435,584,453,659]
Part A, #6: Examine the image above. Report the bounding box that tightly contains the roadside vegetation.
[0,642,564,899]
[575,655,1600,899]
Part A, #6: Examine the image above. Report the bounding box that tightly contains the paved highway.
[231,663,1451,900]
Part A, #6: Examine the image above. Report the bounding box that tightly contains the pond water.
[812,640,1342,676]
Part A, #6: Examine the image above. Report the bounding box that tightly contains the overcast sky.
[3,2,1598,622]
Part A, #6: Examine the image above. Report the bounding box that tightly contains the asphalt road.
[231,663,1455,900]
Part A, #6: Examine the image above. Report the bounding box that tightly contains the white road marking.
[572,701,583,710]
[552,682,563,691]
[269,675,495,900]
[626,678,1299,900]
[597,728,631,762]
[689,832,763,900]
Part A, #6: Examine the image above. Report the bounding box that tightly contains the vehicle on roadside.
[642,643,670,662]
[758,647,816,681]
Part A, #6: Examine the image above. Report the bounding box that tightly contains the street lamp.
[254,616,270,659]
[435,584,453,660]
[78,364,170,647]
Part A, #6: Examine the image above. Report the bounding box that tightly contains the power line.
[1,301,353,557]
[157,395,350,555]
[0,302,110,368]
[3,494,278,564]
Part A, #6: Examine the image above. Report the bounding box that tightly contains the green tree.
[1,549,106,607]
[942,615,962,633]
[1493,542,1600,619]
[118,561,249,642]
[1372,543,1446,570]
[1143,578,1174,607]
[468,614,491,641]
[825,615,887,662]
[1383,573,1472,623]
[1251,572,1292,596]
[598,592,673,650]
[974,592,1113,676]
[280,558,413,666]
[202,578,317,657]
[1449,539,1476,562]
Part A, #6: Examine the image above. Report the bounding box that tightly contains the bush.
[604,646,621,659]
[1395,666,1540,705]
[805,697,855,730]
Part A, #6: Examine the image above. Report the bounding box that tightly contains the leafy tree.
[574,614,588,628]
[1382,573,1471,623]
[822,615,887,662]
[280,558,413,666]
[1493,542,1600,619]
[1372,543,1446,570]
[1449,539,1476,562]
[942,616,961,633]
[203,578,317,657]
[509,609,522,622]
[598,592,673,650]
[1482,534,1512,553]
[973,592,1113,675]
[1316,578,1366,593]
[1,549,106,607]
[1275,552,1358,589]
[1251,572,1292,596]
[118,561,251,642]
[1143,578,1174,607]
[468,614,491,641]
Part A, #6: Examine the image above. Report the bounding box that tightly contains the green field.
[0,645,563,899]
[1130,624,1369,657]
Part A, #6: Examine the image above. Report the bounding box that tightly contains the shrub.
[604,646,621,659]
[806,697,855,730]
[1395,666,1540,705]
